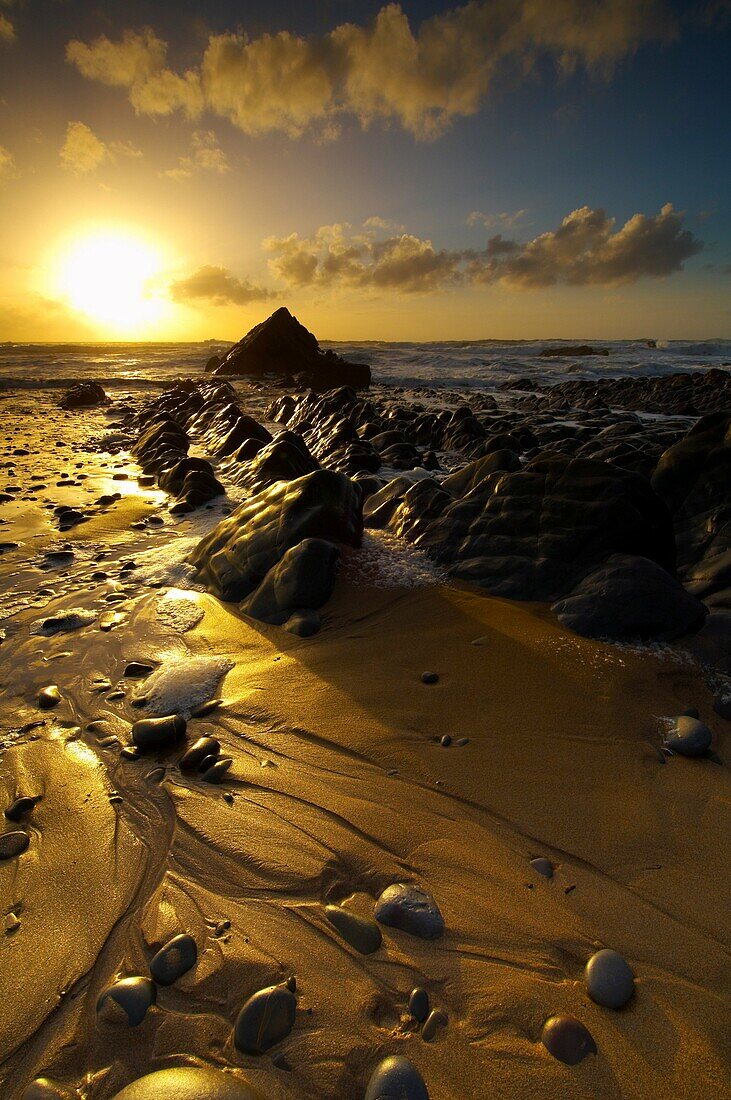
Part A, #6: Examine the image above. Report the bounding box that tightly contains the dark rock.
[552,554,707,641]
[530,857,553,879]
[200,756,233,783]
[0,830,29,859]
[38,685,61,709]
[179,736,221,770]
[421,671,439,684]
[124,662,154,679]
[150,933,197,985]
[20,1080,75,1100]
[364,1055,429,1100]
[60,381,109,409]
[241,538,340,625]
[284,609,322,636]
[214,307,371,389]
[233,984,297,1054]
[409,987,429,1023]
[132,714,187,751]
[585,948,635,1008]
[97,977,156,1026]
[664,715,713,757]
[421,1008,448,1042]
[541,1016,597,1064]
[111,1067,260,1100]
[325,905,382,954]
[5,796,36,822]
[374,883,444,939]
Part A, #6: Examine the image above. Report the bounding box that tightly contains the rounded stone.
[325,905,382,954]
[97,976,156,1026]
[408,987,429,1023]
[420,672,439,684]
[439,734,452,747]
[665,716,712,757]
[38,685,61,709]
[234,984,297,1055]
[132,714,187,751]
[0,830,29,859]
[541,1016,597,1065]
[150,933,197,986]
[530,857,553,879]
[5,796,36,822]
[364,1055,429,1100]
[111,1067,260,1100]
[374,883,444,940]
[201,757,233,784]
[179,736,220,771]
[20,1080,74,1100]
[585,948,635,1009]
[421,1008,448,1042]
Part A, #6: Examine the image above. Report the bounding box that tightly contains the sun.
[54,228,169,335]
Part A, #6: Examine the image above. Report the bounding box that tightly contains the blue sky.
[0,0,729,339]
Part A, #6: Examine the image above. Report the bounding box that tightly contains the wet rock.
[325,905,382,954]
[200,756,233,783]
[179,736,221,770]
[585,948,635,1008]
[409,987,429,1023]
[124,662,154,678]
[541,1016,597,1064]
[38,684,61,709]
[39,609,97,634]
[233,983,297,1055]
[111,1067,259,1099]
[241,538,340,626]
[5,796,36,822]
[97,976,156,1026]
[665,715,713,757]
[421,671,439,684]
[60,381,108,409]
[20,1079,75,1100]
[374,883,444,939]
[364,1055,429,1100]
[213,306,371,390]
[132,714,187,751]
[284,609,322,636]
[150,933,197,985]
[530,857,553,879]
[0,830,29,859]
[421,1008,448,1042]
[552,555,707,641]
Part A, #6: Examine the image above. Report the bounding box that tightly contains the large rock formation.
[211,307,371,389]
[60,381,109,409]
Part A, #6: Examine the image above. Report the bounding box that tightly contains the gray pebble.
[440,734,452,747]
[201,757,233,783]
[530,857,553,879]
[541,1015,597,1065]
[5,796,36,822]
[132,714,186,751]
[180,737,220,771]
[234,984,297,1055]
[374,883,444,939]
[38,685,61,709]
[97,976,156,1026]
[150,933,197,986]
[585,948,635,1009]
[408,987,429,1023]
[325,905,382,954]
[421,672,439,684]
[364,1055,429,1100]
[421,1008,447,1042]
[0,831,29,859]
[665,716,712,757]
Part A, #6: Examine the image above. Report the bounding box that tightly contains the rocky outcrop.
[211,307,371,389]
[60,381,109,409]
[552,555,707,641]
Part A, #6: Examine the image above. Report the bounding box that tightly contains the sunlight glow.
[54,228,168,333]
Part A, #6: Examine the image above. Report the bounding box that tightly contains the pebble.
[421,1008,448,1042]
[0,830,30,859]
[149,933,197,986]
[585,948,635,1008]
[408,987,430,1023]
[110,1067,259,1099]
[530,857,553,879]
[541,1015,597,1065]
[325,905,383,954]
[233,984,297,1055]
[201,757,233,783]
[20,1080,75,1100]
[374,883,444,939]
[364,1055,429,1100]
[421,671,439,684]
[5,912,21,933]
[180,736,221,770]
[38,685,61,709]
[97,976,156,1026]
[5,796,36,822]
[439,734,452,747]
[124,662,154,678]
[132,714,187,751]
[665,715,712,757]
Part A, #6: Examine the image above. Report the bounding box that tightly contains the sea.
[0,339,729,394]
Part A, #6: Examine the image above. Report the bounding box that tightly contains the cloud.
[163,130,230,180]
[467,210,526,229]
[264,204,702,293]
[0,12,14,44]
[66,1,676,141]
[59,122,142,174]
[0,143,17,181]
[168,265,274,306]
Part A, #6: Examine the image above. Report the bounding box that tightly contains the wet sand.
[0,389,729,1099]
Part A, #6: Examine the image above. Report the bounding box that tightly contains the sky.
[0,0,729,342]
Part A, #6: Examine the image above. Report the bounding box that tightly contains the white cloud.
[467,210,526,229]
[59,122,142,174]
[163,130,230,180]
[66,1,677,140]
[168,264,274,306]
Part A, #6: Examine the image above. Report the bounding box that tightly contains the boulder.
[241,538,340,626]
[59,381,109,409]
[552,555,707,641]
[213,307,371,389]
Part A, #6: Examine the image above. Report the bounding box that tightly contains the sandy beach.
[0,363,729,1100]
